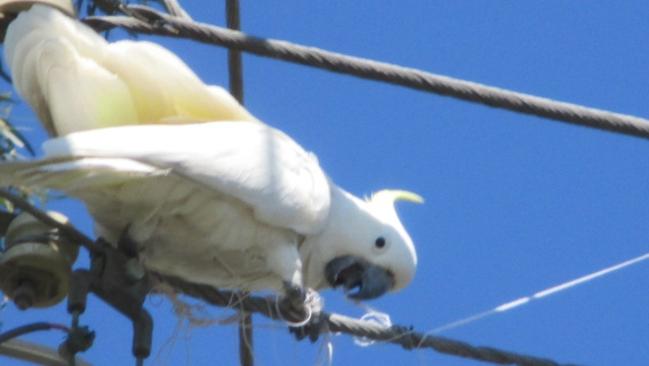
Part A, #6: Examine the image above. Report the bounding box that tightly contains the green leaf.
[0,118,35,156]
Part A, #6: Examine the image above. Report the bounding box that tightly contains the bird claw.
[288,312,325,343]
[277,282,310,324]
[282,281,306,307]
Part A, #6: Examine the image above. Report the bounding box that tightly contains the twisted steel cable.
[83,5,649,141]
[156,273,577,366]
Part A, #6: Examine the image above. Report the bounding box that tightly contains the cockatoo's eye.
[374,236,386,249]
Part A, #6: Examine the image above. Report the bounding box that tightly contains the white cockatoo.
[0,4,423,301]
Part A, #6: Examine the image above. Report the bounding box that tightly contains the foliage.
[0,94,32,160]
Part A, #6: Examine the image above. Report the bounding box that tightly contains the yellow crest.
[370,189,424,205]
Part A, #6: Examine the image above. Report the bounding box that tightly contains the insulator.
[0,211,78,309]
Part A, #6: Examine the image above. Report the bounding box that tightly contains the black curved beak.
[325,256,395,300]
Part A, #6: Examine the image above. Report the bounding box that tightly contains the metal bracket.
[61,239,152,365]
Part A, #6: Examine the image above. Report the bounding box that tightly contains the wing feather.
[42,122,330,234]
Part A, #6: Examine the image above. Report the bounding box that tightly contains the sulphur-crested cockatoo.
[0,4,422,300]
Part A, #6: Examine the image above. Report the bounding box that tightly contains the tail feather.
[4,5,258,137]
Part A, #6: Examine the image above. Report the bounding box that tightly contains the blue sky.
[2,1,649,365]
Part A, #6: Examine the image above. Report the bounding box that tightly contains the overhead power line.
[156,273,576,366]
[431,251,649,334]
[83,4,649,141]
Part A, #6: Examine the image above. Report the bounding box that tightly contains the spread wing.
[16,122,332,235]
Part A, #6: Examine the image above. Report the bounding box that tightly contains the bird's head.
[303,188,422,301]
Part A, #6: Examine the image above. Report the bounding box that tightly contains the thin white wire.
[430,250,649,334]
[314,333,334,366]
[352,304,392,347]
[274,289,322,327]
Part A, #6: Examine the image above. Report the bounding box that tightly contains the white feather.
[43,121,331,234]
[4,5,257,136]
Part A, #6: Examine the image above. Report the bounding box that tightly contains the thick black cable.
[0,322,69,345]
[83,5,649,141]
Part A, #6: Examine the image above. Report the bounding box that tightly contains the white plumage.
[0,5,422,300]
[4,4,257,136]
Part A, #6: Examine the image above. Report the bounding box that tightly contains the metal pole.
[225,1,253,365]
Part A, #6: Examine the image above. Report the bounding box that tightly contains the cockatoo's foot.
[288,311,325,343]
[277,281,309,324]
[281,281,306,309]
[284,281,306,300]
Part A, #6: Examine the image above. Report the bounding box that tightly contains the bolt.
[125,258,145,283]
